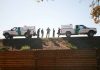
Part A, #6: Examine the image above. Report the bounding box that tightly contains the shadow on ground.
[3,38,43,49]
[63,36,100,49]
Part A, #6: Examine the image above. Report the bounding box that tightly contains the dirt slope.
[0,36,100,50]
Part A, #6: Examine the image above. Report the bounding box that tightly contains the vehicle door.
[78,25,87,34]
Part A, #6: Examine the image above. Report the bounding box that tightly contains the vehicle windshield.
[80,25,88,29]
[11,27,17,31]
[83,26,88,28]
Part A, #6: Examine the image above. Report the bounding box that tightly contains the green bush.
[20,45,31,51]
[0,47,8,51]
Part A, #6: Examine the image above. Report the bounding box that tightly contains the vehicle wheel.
[29,35,32,38]
[66,31,71,37]
[25,33,32,38]
[25,33,28,38]
[10,36,13,39]
[5,34,10,39]
[88,31,94,37]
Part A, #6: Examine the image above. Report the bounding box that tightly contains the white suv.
[3,26,36,39]
[59,25,97,37]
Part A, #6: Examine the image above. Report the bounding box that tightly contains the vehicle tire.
[66,31,71,37]
[88,31,94,37]
[4,33,10,39]
[25,33,28,38]
[29,35,32,38]
[10,36,13,39]
[25,33,32,38]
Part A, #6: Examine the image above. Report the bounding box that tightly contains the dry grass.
[42,38,72,49]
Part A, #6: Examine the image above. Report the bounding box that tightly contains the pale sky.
[0,0,100,38]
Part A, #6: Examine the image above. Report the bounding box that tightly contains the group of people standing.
[37,28,44,38]
[37,27,57,38]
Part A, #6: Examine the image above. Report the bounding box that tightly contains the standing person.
[46,27,50,38]
[26,29,31,37]
[57,28,60,37]
[41,28,44,38]
[37,28,40,38]
[53,28,55,38]
[27,29,30,35]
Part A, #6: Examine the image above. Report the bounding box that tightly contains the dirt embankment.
[0,36,100,51]
[42,38,71,49]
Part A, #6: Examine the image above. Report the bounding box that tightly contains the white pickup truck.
[3,26,36,39]
[58,24,97,37]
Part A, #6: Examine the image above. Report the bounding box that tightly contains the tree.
[90,0,100,24]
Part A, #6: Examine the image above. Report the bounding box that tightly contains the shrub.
[20,45,31,51]
[0,47,8,51]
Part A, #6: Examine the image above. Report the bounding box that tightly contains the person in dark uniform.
[37,28,40,38]
[46,27,50,38]
[27,29,31,36]
[57,28,60,37]
[41,28,44,38]
[53,28,55,38]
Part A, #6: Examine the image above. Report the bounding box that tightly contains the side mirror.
[11,29,13,31]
